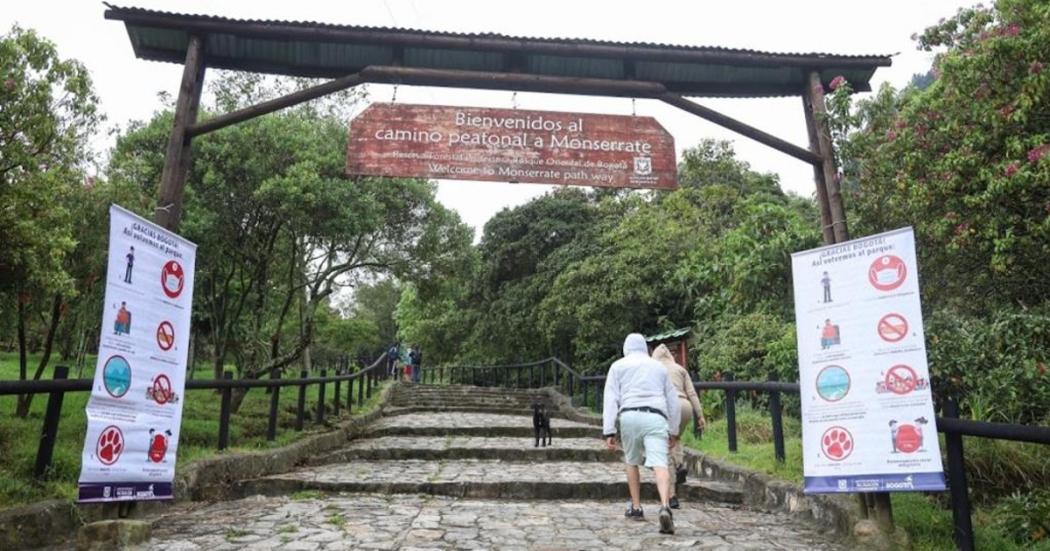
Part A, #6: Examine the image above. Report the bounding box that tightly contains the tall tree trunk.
[16,294,63,417]
[15,296,29,417]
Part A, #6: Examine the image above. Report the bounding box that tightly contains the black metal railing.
[422,357,1050,551]
[0,353,390,480]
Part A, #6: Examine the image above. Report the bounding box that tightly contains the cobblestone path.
[137,384,845,550]
[143,494,843,550]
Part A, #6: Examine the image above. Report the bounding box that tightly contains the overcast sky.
[3,1,973,237]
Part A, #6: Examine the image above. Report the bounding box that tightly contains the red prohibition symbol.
[96,425,124,466]
[161,260,185,299]
[152,374,173,405]
[869,254,907,291]
[877,313,909,343]
[821,426,854,461]
[156,321,175,351]
[885,364,919,395]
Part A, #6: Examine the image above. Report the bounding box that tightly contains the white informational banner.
[77,205,196,503]
[791,227,945,494]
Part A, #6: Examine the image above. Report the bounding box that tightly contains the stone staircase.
[233,383,743,504]
[138,383,846,549]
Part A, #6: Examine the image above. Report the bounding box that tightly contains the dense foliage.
[396,139,821,381]
[825,0,1050,427]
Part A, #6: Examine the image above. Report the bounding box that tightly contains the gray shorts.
[619,410,670,468]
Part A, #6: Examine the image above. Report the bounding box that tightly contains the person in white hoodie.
[603,333,681,535]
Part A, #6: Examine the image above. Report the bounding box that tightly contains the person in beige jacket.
[651,344,705,509]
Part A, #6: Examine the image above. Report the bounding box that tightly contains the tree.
[108,71,472,410]
[826,0,1050,311]
[0,25,102,416]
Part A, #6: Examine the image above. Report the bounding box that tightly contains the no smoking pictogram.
[95,425,124,466]
[885,364,918,395]
[821,426,854,461]
[151,374,173,405]
[877,313,909,343]
[156,321,175,351]
[161,260,185,299]
[869,255,907,291]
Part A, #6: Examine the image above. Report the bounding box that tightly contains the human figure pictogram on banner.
[124,246,134,284]
[821,271,832,303]
[820,319,840,349]
[114,301,132,335]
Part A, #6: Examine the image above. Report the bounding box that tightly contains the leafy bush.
[993,489,1050,545]
[926,305,1050,425]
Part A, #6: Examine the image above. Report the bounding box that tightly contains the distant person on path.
[410,346,422,383]
[124,246,135,284]
[387,343,399,378]
[821,271,832,303]
[602,333,681,535]
[400,346,413,382]
[651,344,704,509]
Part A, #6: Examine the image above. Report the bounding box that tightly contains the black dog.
[532,400,552,447]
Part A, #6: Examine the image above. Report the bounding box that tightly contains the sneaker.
[658,506,675,534]
[624,504,644,520]
[669,496,680,510]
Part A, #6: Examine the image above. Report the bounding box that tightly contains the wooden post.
[804,72,849,243]
[154,34,206,231]
[802,86,836,245]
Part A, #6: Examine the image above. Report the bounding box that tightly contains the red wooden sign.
[347,103,677,190]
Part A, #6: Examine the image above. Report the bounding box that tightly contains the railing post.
[316,369,327,424]
[529,364,535,388]
[266,368,280,442]
[472,366,477,386]
[366,366,373,398]
[33,365,69,479]
[217,370,233,450]
[769,373,785,463]
[296,369,307,431]
[333,370,341,418]
[357,368,365,407]
[725,372,738,453]
[568,372,575,406]
[582,379,589,409]
[945,398,975,551]
[346,371,354,413]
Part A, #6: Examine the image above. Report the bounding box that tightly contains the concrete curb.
[0,382,397,549]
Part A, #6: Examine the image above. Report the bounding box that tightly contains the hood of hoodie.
[651,344,678,367]
[622,333,649,357]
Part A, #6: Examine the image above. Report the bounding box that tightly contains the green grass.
[676,405,1049,551]
[0,351,389,509]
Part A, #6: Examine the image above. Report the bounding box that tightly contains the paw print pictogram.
[822,427,853,460]
[96,426,124,465]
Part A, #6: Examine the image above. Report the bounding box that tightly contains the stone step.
[367,411,601,438]
[308,436,618,464]
[389,397,541,406]
[392,388,541,396]
[234,460,744,504]
[382,406,573,419]
[388,400,550,409]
